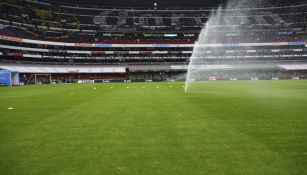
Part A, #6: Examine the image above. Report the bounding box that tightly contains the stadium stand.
[0,0,307,83]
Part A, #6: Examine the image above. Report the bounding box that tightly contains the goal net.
[26,74,52,85]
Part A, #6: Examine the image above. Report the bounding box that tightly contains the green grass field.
[0,81,307,175]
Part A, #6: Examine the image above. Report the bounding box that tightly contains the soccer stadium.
[0,0,307,174]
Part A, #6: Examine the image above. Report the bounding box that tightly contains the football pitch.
[0,81,307,175]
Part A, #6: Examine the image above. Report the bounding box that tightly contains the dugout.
[0,70,20,86]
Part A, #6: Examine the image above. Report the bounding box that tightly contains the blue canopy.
[0,70,20,86]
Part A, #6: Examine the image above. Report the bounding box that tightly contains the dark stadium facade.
[0,0,307,85]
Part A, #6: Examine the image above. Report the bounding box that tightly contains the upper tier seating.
[0,0,306,43]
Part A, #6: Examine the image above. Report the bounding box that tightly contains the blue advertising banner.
[288,42,305,45]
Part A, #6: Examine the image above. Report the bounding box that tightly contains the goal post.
[26,74,52,85]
